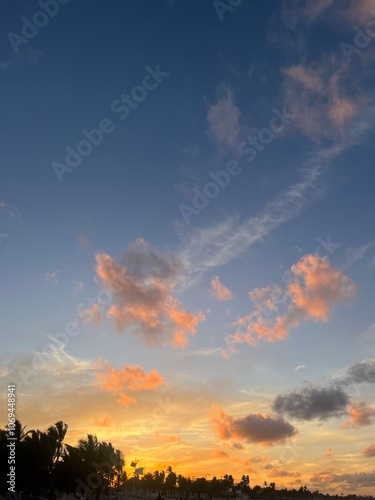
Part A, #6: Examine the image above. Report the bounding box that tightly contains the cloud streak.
[179,105,375,289]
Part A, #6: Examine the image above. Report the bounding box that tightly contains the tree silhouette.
[0,419,372,499]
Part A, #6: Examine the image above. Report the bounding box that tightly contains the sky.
[1,0,375,495]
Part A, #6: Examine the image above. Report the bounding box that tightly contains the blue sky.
[1,0,375,494]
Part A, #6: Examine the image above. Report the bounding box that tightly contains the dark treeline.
[0,421,124,496]
[0,421,373,500]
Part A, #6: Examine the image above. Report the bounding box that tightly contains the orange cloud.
[155,433,183,444]
[287,253,356,321]
[93,417,111,427]
[94,239,205,347]
[227,254,356,347]
[362,444,375,457]
[210,405,296,446]
[212,450,229,459]
[117,393,136,407]
[96,361,164,407]
[341,401,375,428]
[325,447,333,457]
[210,275,234,301]
[79,303,102,325]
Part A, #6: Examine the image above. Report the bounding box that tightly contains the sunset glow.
[1,0,375,497]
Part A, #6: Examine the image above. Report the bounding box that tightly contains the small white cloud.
[207,85,242,150]
[46,270,60,284]
[180,145,199,156]
[294,364,306,371]
[74,280,85,293]
[0,200,21,221]
[345,240,375,267]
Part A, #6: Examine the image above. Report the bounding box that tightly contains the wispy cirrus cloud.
[344,240,375,267]
[178,160,325,288]
[0,200,20,221]
[179,107,375,288]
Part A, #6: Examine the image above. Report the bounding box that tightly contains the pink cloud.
[341,401,375,428]
[227,254,356,347]
[282,60,359,141]
[287,253,356,321]
[210,275,234,301]
[341,0,375,24]
[362,444,375,457]
[94,238,205,347]
[79,303,102,325]
[96,361,164,407]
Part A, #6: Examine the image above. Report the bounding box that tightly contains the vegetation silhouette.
[0,421,373,500]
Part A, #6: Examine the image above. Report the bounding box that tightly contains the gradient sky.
[1,0,375,495]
